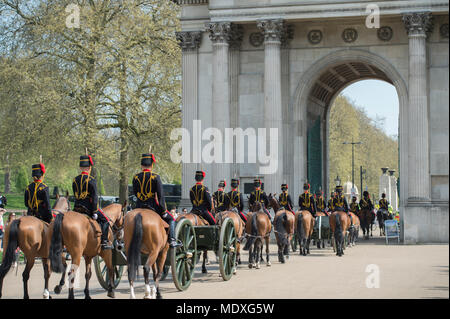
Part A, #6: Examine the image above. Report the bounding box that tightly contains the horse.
[243,202,272,269]
[313,211,331,249]
[48,203,125,299]
[376,208,392,236]
[348,212,360,247]
[357,208,374,239]
[214,208,246,269]
[267,194,295,263]
[124,208,169,299]
[294,210,315,256]
[329,211,350,257]
[0,195,71,299]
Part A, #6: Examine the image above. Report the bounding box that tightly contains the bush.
[15,166,29,193]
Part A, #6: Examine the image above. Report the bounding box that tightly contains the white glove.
[92,213,98,220]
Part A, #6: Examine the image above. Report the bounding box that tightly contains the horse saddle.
[189,209,210,225]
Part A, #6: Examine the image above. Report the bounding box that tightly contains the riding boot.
[100,222,112,250]
[168,220,183,248]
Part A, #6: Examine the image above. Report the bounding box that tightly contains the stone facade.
[176,0,449,243]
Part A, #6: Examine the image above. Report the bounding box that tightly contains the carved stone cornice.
[176,31,202,51]
[402,12,434,37]
[206,22,232,44]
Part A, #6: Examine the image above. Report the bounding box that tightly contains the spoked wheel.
[93,255,124,290]
[170,218,197,291]
[218,218,237,281]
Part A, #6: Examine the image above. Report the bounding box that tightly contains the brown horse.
[0,195,71,299]
[48,203,125,299]
[124,208,169,299]
[215,209,246,270]
[357,209,375,239]
[243,202,272,269]
[348,212,360,247]
[294,210,315,256]
[267,194,295,263]
[329,211,350,257]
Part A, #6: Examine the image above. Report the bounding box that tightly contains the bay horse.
[357,209,374,239]
[49,203,125,299]
[294,210,315,256]
[329,211,350,257]
[215,208,246,269]
[124,208,169,299]
[348,212,360,247]
[243,202,271,269]
[267,194,295,263]
[0,195,71,299]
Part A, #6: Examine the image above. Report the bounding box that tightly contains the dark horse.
[0,195,70,299]
[376,209,392,236]
[330,211,350,257]
[358,209,375,239]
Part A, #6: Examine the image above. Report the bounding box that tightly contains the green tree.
[15,166,28,193]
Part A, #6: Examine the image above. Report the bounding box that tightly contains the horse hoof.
[267,261,271,267]
[256,263,260,269]
[248,264,253,269]
[202,268,207,274]
[107,291,115,299]
[54,285,62,294]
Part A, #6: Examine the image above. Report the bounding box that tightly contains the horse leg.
[22,255,34,299]
[202,251,208,274]
[42,258,51,299]
[54,256,67,294]
[265,237,271,267]
[255,240,261,269]
[154,247,168,299]
[248,244,253,269]
[83,257,93,299]
[67,253,81,299]
[100,249,115,298]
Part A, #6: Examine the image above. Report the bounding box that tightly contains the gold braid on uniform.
[135,171,155,201]
[230,191,240,208]
[74,173,90,200]
[216,191,225,206]
[302,193,310,208]
[336,195,344,208]
[280,192,288,206]
[192,185,204,206]
[28,180,44,212]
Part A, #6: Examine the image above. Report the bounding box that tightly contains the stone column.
[402,12,433,203]
[176,31,202,204]
[257,19,286,194]
[206,22,233,189]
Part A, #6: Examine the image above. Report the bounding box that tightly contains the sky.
[340,80,399,138]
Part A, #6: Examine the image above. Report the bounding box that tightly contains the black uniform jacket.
[132,170,166,214]
[213,190,230,212]
[228,189,244,212]
[190,183,212,212]
[25,180,52,222]
[72,172,99,214]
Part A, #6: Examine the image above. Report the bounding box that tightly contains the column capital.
[402,12,434,37]
[176,31,202,51]
[257,19,294,47]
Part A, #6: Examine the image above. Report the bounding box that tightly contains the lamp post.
[360,166,367,194]
[342,138,362,192]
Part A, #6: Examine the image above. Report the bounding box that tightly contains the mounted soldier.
[359,191,374,212]
[349,196,360,214]
[24,161,52,224]
[132,153,181,248]
[228,178,247,223]
[72,154,112,249]
[298,182,317,217]
[189,170,216,225]
[213,180,230,213]
[378,193,391,218]
[278,183,293,213]
[315,190,326,214]
[327,192,335,213]
[248,178,271,222]
[332,185,353,227]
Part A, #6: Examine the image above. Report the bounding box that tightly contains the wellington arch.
[174,0,449,243]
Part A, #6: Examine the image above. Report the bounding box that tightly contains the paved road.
[1,234,448,299]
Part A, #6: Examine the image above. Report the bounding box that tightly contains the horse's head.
[267,193,280,212]
[53,195,71,213]
[250,201,262,212]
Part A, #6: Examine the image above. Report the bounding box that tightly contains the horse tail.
[275,213,289,247]
[49,213,65,273]
[334,213,343,243]
[127,213,143,283]
[244,213,258,251]
[0,219,20,278]
[297,213,305,241]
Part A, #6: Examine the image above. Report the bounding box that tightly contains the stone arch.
[290,49,408,212]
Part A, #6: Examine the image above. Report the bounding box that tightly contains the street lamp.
[360,166,367,194]
[334,175,341,186]
[342,138,362,192]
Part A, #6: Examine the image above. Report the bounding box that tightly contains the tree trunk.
[3,154,10,193]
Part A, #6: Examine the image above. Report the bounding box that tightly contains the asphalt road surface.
[1,234,448,299]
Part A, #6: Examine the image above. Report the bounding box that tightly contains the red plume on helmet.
[88,155,94,166]
[39,163,46,175]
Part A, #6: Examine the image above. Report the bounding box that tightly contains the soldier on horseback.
[278,184,293,213]
[349,196,360,214]
[359,191,374,212]
[189,171,216,225]
[249,178,272,222]
[228,178,247,223]
[378,193,390,217]
[213,180,230,213]
[332,185,353,227]
[72,154,112,249]
[315,190,326,214]
[132,153,181,248]
[327,192,335,213]
[298,183,317,217]
[24,162,52,223]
